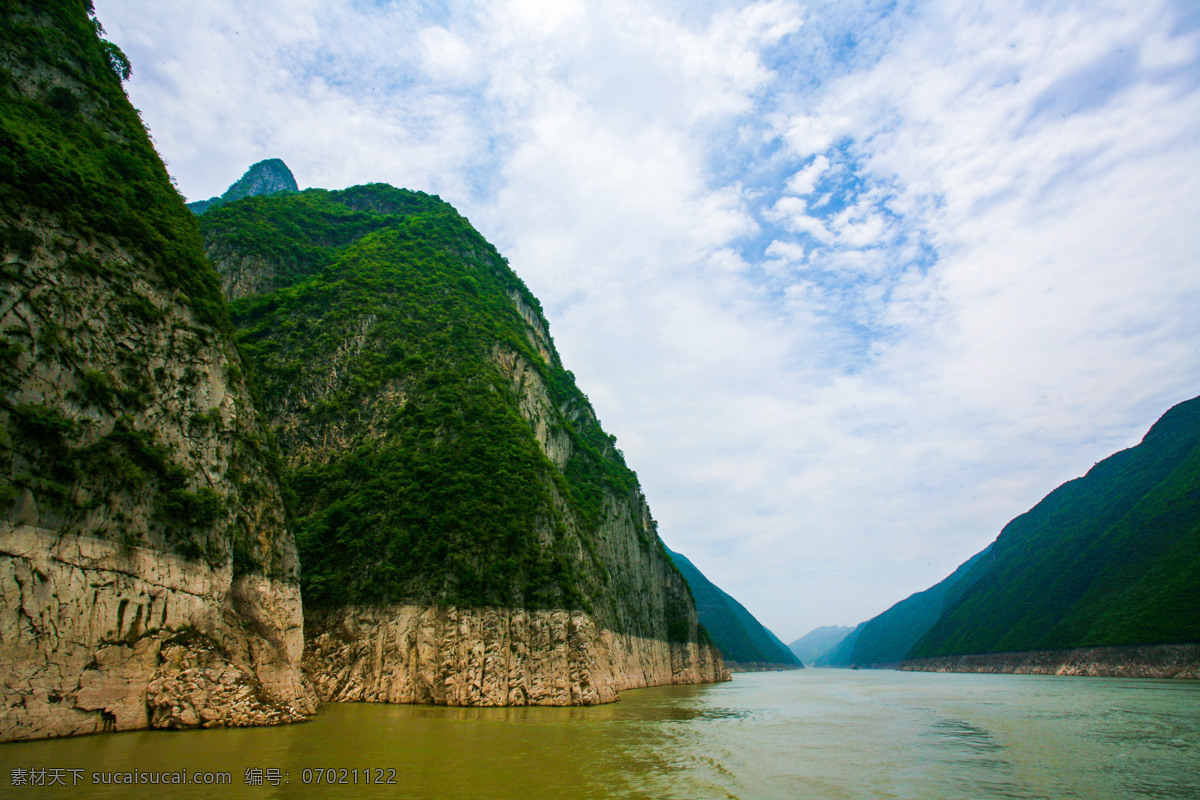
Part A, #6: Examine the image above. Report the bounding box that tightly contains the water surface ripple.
[2,670,1198,799]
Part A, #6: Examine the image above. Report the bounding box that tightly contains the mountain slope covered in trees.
[910,395,1200,658]
[668,548,801,669]
[198,179,727,704]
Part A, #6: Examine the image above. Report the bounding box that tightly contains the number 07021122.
[301,768,398,785]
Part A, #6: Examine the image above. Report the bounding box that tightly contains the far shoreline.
[890,642,1200,679]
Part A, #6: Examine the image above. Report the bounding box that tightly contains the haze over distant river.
[3,670,1198,799]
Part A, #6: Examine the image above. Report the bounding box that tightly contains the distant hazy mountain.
[818,621,864,666]
[186,158,298,214]
[911,395,1200,658]
[668,549,802,670]
[789,626,854,665]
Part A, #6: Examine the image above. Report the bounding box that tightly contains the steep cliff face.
[304,605,725,706]
[0,2,312,741]
[201,182,728,704]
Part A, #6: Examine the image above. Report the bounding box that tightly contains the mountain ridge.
[835,394,1200,676]
[198,172,730,704]
[910,394,1200,659]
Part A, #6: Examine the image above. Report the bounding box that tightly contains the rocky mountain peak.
[187,158,299,214]
[224,158,298,202]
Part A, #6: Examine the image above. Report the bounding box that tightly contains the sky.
[93,0,1200,642]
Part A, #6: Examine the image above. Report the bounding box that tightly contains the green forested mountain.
[831,394,1200,669]
[910,395,1200,657]
[668,549,801,669]
[197,182,713,647]
[821,547,992,666]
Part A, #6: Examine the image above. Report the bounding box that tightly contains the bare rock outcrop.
[304,605,727,706]
[0,214,313,740]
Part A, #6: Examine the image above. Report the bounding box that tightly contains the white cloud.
[92,0,1200,641]
[765,240,805,262]
[418,26,478,84]
[784,154,829,195]
[768,196,833,241]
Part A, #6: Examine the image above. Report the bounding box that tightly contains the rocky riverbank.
[897,643,1200,678]
[304,605,729,707]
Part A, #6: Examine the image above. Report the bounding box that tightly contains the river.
[2,669,1198,799]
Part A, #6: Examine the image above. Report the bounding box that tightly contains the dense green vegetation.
[209,187,650,612]
[0,0,226,328]
[200,186,432,295]
[909,395,1200,657]
[667,548,800,667]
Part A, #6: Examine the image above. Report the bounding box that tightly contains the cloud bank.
[95,0,1200,639]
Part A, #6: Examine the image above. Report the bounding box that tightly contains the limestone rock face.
[0,2,313,739]
[1,527,309,739]
[0,214,315,741]
[304,605,728,707]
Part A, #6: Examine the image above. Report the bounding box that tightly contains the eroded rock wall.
[0,212,314,741]
[304,605,727,706]
[1,528,309,739]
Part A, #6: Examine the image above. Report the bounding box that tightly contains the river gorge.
[2,669,1197,799]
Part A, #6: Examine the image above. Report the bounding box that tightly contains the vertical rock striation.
[303,605,726,706]
[0,2,312,741]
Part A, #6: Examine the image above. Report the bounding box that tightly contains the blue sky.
[95,0,1200,641]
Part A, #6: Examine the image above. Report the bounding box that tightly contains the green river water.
[2,669,1198,799]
